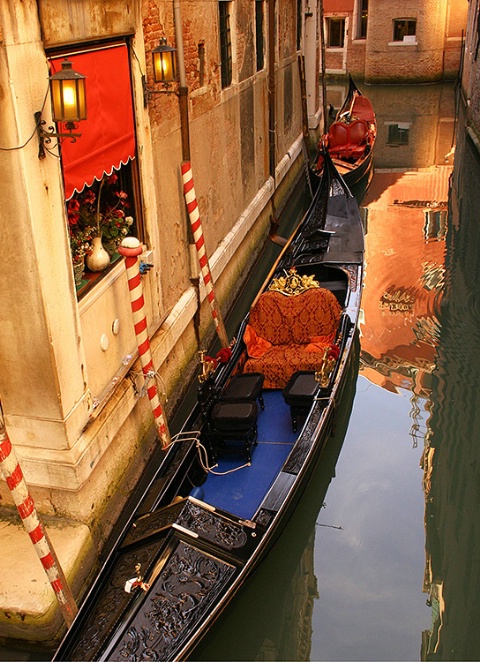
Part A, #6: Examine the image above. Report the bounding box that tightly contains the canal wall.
[0,0,312,648]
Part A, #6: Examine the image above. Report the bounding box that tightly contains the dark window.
[256,0,265,71]
[358,0,368,39]
[393,19,416,42]
[388,124,409,145]
[296,0,302,51]
[219,1,233,88]
[198,42,205,86]
[326,18,345,48]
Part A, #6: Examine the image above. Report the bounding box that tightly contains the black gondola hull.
[54,149,365,662]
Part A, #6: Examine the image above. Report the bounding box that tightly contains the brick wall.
[324,0,467,83]
[365,0,448,83]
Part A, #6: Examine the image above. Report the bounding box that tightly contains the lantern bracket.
[34,111,81,159]
[142,75,177,107]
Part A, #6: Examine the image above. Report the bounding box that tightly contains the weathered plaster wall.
[0,0,308,643]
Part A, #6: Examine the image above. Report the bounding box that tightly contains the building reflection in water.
[197,82,480,661]
[359,85,453,449]
[420,103,480,661]
[357,82,480,660]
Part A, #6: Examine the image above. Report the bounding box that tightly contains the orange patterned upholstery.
[243,288,342,388]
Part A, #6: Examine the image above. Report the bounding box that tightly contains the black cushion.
[283,371,318,407]
[222,373,264,402]
[211,401,258,431]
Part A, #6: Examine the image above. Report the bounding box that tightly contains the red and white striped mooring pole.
[181,161,229,348]
[0,425,78,627]
[118,238,171,448]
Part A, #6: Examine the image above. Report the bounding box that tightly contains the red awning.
[50,44,136,199]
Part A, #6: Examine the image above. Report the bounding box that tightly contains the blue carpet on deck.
[197,391,299,520]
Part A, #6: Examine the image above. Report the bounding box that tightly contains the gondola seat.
[347,119,369,157]
[327,122,349,159]
[243,288,341,389]
[208,400,258,463]
[282,371,319,432]
[221,372,265,410]
[327,119,369,160]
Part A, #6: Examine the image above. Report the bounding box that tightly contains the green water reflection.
[197,82,480,662]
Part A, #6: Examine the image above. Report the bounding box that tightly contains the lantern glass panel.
[51,78,87,122]
[152,50,176,84]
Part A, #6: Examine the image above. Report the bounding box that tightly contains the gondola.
[313,76,376,189]
[53,148,364,662]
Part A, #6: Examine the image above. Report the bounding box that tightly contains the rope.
[135,369,168,401]
[164,430,251,475]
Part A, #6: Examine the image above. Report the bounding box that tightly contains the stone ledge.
[0,517,96,647]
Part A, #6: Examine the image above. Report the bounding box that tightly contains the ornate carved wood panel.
[110,540,236,661]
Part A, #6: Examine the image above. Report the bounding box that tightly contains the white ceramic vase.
[86,235,111,272]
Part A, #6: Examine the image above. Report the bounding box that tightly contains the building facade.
[322,0,467,83]
[0,0,321,644]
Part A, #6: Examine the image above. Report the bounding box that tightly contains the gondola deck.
[198,390,298,519]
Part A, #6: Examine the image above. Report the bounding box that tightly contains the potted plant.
[66,172,135,271]
[68,225,93,285]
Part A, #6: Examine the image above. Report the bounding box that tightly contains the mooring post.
[181,161,230,348]
[118,238,171,448]
[0,424,78,627]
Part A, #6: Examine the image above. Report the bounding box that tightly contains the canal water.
[3,81,478,662]
[195,82,480,661]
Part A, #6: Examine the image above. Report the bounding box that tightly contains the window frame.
[255,0,265,72]
[219,1,233,88]
[392,18,417,43]
[48,39,142,298]
[357,0,368,39]
[296,0,302,51]
[69,159,140,298]
[387,122,410,146]
[326,17,346,49]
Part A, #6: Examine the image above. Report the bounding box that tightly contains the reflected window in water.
[424,208,448,241]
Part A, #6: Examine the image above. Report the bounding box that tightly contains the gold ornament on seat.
[268,268,321,296]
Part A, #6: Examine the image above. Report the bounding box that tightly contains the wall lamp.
[36,58,87,159]
[143,38,178,105]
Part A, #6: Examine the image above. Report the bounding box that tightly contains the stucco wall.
[0,2,308,641]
